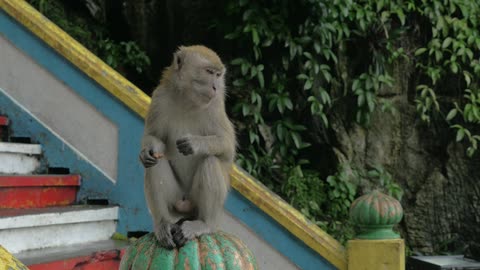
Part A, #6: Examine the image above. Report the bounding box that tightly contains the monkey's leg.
[174,156,228,246]
[145,158,183,249]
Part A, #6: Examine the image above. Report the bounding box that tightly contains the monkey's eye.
[216,72,221,78]
[206,69,215,75]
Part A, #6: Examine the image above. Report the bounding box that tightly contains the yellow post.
[348,190,405,270]
[348,239,405,270]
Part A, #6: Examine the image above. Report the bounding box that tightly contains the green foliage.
[222,0,402,239]
[27,0,150,75]
[222,0,410,196]
[98,40,151,73]
[281,165,357,243]
[412,0,480,156]
[364,166,403,200]
[219,0,471,241]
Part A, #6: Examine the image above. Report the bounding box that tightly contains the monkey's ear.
[173,50,185,71]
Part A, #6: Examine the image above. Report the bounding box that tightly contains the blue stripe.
[0,9,336,270]
[226,190,337,269]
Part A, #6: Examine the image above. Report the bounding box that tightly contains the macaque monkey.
[140,45,236,249]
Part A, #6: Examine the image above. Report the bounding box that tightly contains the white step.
[16,239,128,266]
[0,142,42,174]
[0,205,118,253]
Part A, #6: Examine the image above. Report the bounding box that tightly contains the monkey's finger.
[161,237,177,250]
[176,142,194,155]
[176,138,188,145]
[170,223,180,235]
[141,159,158,168]
[173,230,187,248]
[144,156,158,163]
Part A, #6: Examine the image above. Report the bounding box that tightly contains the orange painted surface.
[0,175,80,187]
[0,175,80,208]
[0,186,77,208]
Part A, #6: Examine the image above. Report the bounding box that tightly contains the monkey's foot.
[172,219,212,248]
[154,222,176,249]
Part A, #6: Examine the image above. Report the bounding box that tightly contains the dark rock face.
[328,60,480,255]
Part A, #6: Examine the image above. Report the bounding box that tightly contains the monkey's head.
[170,45,226,108]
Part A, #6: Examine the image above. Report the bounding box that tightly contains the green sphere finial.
[120,231,258,270]
[350,190,403,240]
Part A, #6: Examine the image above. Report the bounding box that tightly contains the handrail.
[0,1,347,269]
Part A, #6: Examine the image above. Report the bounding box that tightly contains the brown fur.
[140,45,235,249]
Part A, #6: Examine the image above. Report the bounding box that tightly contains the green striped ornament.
[350,190,403,240]
[119,231,258,270]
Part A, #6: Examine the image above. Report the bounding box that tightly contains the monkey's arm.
[176,135,235,161]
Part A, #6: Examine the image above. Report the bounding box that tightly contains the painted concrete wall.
[221,212,299,269]
[0,35,118,181]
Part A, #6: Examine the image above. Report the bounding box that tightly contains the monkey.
[139,45,236,249]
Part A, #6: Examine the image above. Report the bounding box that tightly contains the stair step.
[16,239,128,270]
[0,142,42,174]
[0,175,81,208]
[0,142,41,154]
[0,205,118,253]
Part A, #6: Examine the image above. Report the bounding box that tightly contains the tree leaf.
[231,58,243,65]
[252,28,260,45]
[415,48,427,56]
[446,108,457,121]
[284,97,293,110]
[451,62,459,74]
[257,71,265,88]
[291,132,302,149]
[304,80,313,90]
[442,37,452,49]
[352,79,360,91]
[456,128,465,142]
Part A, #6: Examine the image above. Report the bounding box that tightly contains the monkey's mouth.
[200,92,215,102]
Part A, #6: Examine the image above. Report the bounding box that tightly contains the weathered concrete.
[0,35,118,181]
[220,211,300,270]
[0,206,118,253]
[0,142,42,174]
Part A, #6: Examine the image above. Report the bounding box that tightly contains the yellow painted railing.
[0,1,347,269]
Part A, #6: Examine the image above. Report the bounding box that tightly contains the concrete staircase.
[0,115,127,269]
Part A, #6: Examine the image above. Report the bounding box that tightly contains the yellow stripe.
[0,1,347,269]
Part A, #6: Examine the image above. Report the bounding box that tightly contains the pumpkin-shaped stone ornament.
[120,231,258,270]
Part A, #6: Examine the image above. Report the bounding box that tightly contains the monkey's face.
[185,57,225,108]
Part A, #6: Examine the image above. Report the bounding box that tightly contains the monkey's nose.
[212,85,217,91]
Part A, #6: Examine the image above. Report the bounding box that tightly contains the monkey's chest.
[165,126,206,189]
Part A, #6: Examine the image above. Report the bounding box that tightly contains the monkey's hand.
[154,222,177,249]
[172,220,212,247]
[140,135,166,167]
[176,136,196,156]
[139,148,164,168]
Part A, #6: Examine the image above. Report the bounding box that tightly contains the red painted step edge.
[0,175,81,187]
[28,249,126,270]
[0,116,9,126]
[0,175,81,209]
